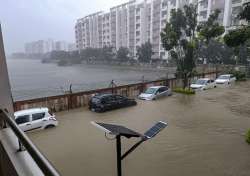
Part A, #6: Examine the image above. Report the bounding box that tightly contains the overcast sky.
[0,0,128,54]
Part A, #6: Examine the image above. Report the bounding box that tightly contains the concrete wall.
[13,71,219,112]
[0,24,14,116]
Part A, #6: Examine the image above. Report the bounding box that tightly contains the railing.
[0,109,61,176]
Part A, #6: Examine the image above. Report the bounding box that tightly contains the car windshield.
[218,75,230,79]
[196,79,207,85]
[144,88,157,94]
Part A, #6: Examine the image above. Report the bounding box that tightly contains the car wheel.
[45,125,55,129]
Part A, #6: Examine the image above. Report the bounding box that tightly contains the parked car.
[14,108,58,132]
[190,78,216,91]
[215,74,236,85]
[138,86,172,100]
[89,94,137,112]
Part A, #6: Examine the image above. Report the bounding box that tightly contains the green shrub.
[229,70,247,81]
[173,88,195,95]
[246,129,250,144]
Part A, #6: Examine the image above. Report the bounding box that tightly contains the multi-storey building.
[75,0,245,60]
[25,40,74,54]
[197,0,245,28]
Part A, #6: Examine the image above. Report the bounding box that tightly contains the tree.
[136,42,153,63]
[102,46,115,62]
[117,47,130,62]
[224,2,250,64]
[197,9,225,44]
[161,4,197,88]
[198,39,235,65]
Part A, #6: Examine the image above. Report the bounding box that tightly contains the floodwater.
[6,59,170,101]
[28,81,250,176]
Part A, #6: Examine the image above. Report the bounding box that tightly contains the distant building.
[25,40,76,54]
[67,43,77,52]
[75,0,246,61]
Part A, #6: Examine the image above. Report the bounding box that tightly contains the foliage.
[198,39,235,65]
[161,4,198,88]
[117,47,130,62]
[198,9,225,43]
[224,2,250,47]
[229,70,247,81]
[239,2,250,22]
[136,42,153,63]
[246,129,250,144]
[224,28,250,47]
[57,59,68,66]
[50,50,69,60]
[173,87,195,95]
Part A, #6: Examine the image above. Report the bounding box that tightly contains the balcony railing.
[0,109,61,176]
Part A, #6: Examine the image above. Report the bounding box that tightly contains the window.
[115,95,125,101]
[16,115,30,124]
[32,113,45,121]
[158,87,168,93]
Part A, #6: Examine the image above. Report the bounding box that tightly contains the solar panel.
[144,121,167,139]
[91,121,141,138]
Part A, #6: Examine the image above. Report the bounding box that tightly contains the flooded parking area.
[28,81,250,176]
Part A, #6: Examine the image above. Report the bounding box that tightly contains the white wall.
[0,24,14,116]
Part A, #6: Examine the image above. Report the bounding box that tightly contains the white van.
[14,107,58,132]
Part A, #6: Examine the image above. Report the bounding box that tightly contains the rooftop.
[28,81,250,176]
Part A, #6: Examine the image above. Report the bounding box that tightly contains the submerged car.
[215,74,236,85]
[89,94,137,112]
[14,107,58,132]
[138,86,172,100]
[190,78,216,90]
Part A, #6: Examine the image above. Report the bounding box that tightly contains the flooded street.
[28,81,250,176]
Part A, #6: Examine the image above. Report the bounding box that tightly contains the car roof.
[219,74,232,76]
[14,107,48,117]
[147,86,167,89]
[197,78,211,81]
[93,93,114,99]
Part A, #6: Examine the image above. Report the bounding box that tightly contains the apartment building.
[75,0,245,60]
[197,0,245,28]
[25,40,74,54]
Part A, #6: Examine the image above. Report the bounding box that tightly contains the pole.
[116,135,122,176]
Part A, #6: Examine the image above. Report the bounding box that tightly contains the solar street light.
[91,121,167,176]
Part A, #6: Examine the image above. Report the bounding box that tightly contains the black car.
[88,94,137,112]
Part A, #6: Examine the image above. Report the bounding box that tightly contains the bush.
[229,70,247,81]
[173,88,195,95]
[246,129,250,144]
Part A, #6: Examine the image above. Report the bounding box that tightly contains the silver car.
[138,86,172,100]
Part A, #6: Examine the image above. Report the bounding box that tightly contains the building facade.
[25,40,74,54]
[75,0,245,60]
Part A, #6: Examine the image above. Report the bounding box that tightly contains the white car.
[190,78,216,91]
[215,74,236,85]
[14,107,58,132]
[138,86,172,100]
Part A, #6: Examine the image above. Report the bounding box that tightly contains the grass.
[246,129,250,144]
[173,88,195,95]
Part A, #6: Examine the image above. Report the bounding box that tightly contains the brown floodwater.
[28,81,250,176]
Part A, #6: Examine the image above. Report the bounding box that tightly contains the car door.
[115,95,126,108]
[156,88,165,98]
[207,80,212,89]
[230,75,236,83]
[104,96,116,110]
[31,112,46,130]
[15,115,32,131]
[210,79,215,88]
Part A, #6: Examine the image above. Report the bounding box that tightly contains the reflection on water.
[28,81,250,176]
